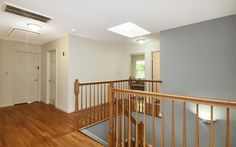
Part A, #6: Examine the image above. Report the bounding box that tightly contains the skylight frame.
[107,22,150,38]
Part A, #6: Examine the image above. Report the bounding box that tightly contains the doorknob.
[34,79,38,81]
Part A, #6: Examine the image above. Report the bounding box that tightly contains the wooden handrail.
[112,88,236,108]
[79,79,162,86]
[108,84,235,147]
[80,79,129,86]
[131,79,162,83]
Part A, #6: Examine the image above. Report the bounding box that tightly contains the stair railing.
[74,78,162,130]
[108,87,236,147]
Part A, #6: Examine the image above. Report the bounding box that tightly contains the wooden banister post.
[74,79,80,131]
[128,76,132,89]
[108,84,114,147]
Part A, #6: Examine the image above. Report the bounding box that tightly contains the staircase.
[74,78,162,130]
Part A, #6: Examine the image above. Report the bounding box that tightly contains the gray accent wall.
[160,15,236,147]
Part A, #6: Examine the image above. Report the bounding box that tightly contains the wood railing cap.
[112,88,236,108]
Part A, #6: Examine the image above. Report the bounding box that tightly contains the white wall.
[40,34,160,113]
[67,35,129,112]
[0,39,41,107]
[125,40,160,80]
[41,36,69,112]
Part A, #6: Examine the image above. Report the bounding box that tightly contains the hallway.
[0,102,103,147]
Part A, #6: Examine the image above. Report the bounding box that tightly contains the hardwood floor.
[0,102,103,147]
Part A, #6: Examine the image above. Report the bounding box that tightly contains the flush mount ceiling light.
[199,114,217,124]
[71,29,77,33]
[27,23,41,32]
[107,22,150,38]
[137,39,146,45]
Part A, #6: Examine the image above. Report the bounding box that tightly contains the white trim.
[0,103,14,108]
[46,50,57,106]
[55,106,68,113]
[81,129,108,146]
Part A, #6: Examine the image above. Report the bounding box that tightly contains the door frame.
[151,51,160,80]
[46,50,57,105]
[13,51,40,104]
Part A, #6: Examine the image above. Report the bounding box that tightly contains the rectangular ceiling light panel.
[107,22,150,38]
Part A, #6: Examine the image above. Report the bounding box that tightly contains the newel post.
[108,82,114,147]
[128,76,132,89]
[74,79,80,131]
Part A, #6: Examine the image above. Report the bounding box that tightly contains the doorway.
[130,54,145,79]
[14,52,39,104]
[48,51,56,105]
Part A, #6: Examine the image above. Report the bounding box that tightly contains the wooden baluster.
[90,85,92,124]
[116,90,119,147]
[143,97,146,147]
[93,85,96,123]
[97,85,100,120]
[79,86,84,127]
[81,86,83,110]
[152,82,154,92]
[183,102,186,147]
[152,98,155,147]
[226,108,230,147]
[105,83,107,118]
[74,79,79,130]
[85,86,87,109]
[196,104,199,147]
[96,85,99,121]
[155,82,158,92]
[139,96,141,112]
[149,82,151,92]
[108,86,114,147]
[103,83,106,119]
[101,84,103,120]
[122,93,125,147]
[171,100,175,147]
[148,96,150,115]
[210,106,214,147]
[85,86,88,125]
[135,96,138,147]
[139,122,144,146]
[161,99,165,147]
[128,95,131,147]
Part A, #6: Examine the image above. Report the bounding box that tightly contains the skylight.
[107,22,150,38]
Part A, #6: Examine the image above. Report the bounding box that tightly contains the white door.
[49,51,56,105]
[14,52,39,104]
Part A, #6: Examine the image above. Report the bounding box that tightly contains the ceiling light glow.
[107,22,150,38]
[137,39,146,45]
[27,23,41,32]
[71,29,77,33]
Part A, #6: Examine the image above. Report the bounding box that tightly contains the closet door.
[14,52,39,104]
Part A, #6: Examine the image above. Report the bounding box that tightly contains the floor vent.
[2,2,52,23]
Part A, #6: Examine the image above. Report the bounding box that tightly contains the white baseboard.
[55,106,69,113]
[0,103,14,108]
[81,129,108,146]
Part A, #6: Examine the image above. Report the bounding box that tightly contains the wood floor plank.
[0,102,103,147]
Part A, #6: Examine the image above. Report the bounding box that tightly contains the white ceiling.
[0,0,236,45]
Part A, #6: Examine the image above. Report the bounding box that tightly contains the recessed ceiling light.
[107,22,150,38]
[137,39,146,45]
[27,23,41,32]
